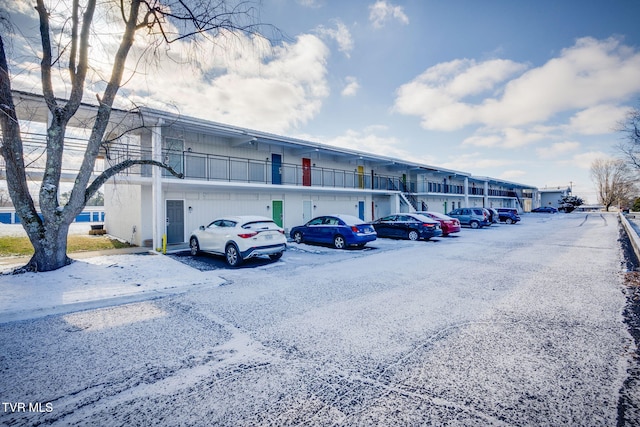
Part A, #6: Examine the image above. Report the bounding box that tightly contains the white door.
[303,200,312,223]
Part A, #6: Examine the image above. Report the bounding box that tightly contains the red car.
[416,211,461,236]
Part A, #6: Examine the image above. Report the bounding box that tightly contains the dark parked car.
[496,208,521,224]
[531,206,558,213]
[447,207,491,229]
[415,211,461,236]
[371,213,442,240]
[290,214,377,249]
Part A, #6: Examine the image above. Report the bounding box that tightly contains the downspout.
[152,118,164,252]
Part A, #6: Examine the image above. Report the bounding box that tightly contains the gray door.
[166,200,184,244]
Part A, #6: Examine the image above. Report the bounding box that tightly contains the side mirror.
[199,225,205,231]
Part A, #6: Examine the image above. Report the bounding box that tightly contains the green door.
[272,200,283,227]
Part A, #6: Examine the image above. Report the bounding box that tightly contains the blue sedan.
[290,214,377,249]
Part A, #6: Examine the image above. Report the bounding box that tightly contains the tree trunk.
[23,223,72,272]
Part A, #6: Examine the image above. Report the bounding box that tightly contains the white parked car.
[189,216,287,267]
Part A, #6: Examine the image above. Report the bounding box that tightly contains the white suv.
[189,216,287,266]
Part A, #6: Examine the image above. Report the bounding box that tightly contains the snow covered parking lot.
[1,212,639,425]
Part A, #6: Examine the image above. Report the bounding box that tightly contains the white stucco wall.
[104,182,143,246]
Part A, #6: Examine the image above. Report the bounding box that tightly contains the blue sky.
[6,0,640,202]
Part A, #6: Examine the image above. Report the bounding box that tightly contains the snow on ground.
[0,213,638,425]
[0,253,225,323]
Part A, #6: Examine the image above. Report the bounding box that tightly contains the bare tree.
[618,105,640,170]
[590,158,637,211]
[0,1,276,272]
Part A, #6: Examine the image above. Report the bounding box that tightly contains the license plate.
[265,234,273,240]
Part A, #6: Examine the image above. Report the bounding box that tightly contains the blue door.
[272,154,282,185]
[358,201,365,220]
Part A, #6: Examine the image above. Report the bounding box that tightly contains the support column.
[484,181,489,207]
[152,119,164,252]
[464,177,469,207]
[393,193,401,213]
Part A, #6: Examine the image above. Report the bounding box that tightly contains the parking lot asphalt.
[1,213,639,426]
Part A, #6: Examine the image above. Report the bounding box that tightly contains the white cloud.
[394,59,527,131]
[499,170,527,180]
[297,0,324,7]
[7,3,331,135]
[341,76,360,97]
[394,37,640,132]
[567,104,629,135]
[318,128,436,166]
[316,20,354,58]
[462,127,548,149]
[369,1,409,29]
[572,151,613,169]
[121,32,331,133]
[536,141,580,159]
[440,153,513,172]
[5,0,36,15]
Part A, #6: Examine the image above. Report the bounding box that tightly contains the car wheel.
[293,231,303,244]
[506,218,514,224]
[408,230,419,241]
[269,252,283,261]
[225,244,243,267]
[470,221,480,229]
[189,237,200,256]
[333,235,346,249]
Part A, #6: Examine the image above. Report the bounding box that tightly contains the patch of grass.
[0,235,134,257]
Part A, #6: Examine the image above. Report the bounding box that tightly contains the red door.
[302,158,311,186]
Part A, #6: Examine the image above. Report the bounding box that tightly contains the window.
[243,221,277,230]
[163,137,184,177]
[308,217,325,226]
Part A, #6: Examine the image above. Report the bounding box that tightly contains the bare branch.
[85,159,183,203]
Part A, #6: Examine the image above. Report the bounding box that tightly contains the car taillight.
[351,226,359,232]
[278,230,285,234]
[237,231,258,238]
[423,223,434,227]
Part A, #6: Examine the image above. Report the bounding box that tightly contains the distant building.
[538,187,570,209]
